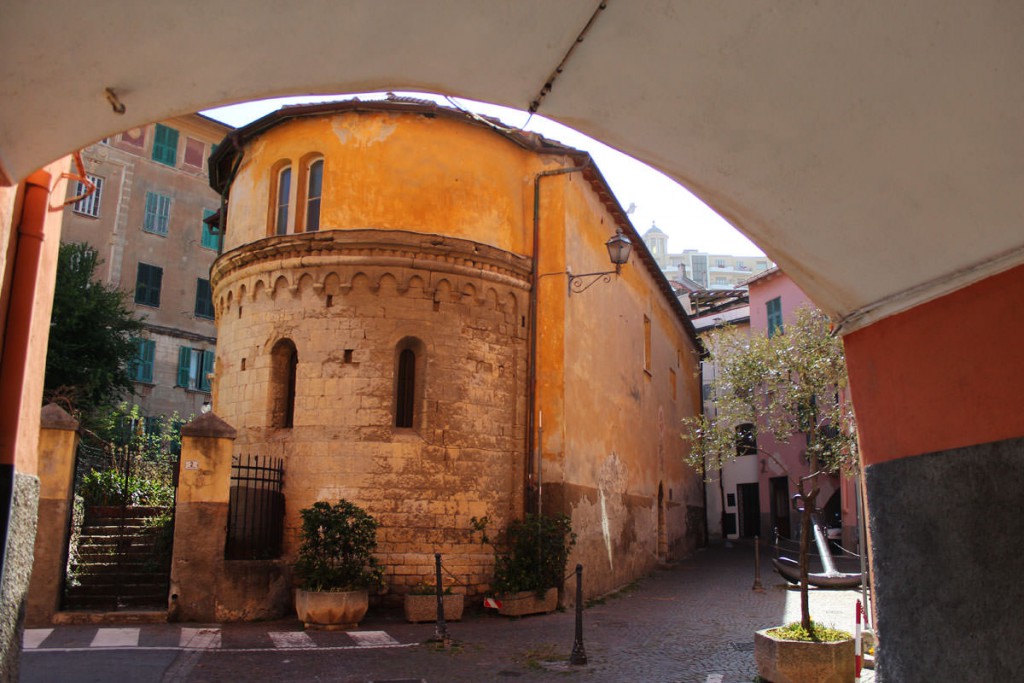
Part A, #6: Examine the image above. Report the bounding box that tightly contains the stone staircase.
[63,506,172,611]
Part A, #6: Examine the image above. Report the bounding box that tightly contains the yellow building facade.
[208,100,703,603]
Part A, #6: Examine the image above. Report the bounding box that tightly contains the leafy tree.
[44,242,144,417]
[681,306,858,630]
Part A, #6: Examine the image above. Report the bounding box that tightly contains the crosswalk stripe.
[348,631,399,647]
[23,629,53,649]
[706,675,724,683]
[91,627,139,648]
[269,631,317,649]
[179,627,222,649]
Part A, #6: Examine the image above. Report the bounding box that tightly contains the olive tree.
[682,306,858,630]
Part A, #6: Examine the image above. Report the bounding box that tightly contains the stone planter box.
[754,628,855,683]
[295,588,368,630]
[404,593,464,623]
[496,588,558,617]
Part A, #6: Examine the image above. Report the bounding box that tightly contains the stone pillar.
[24,405,79,626]
[169,412,235,622]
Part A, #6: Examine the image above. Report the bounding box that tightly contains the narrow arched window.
[305,158,323,232]
[275,166,291,236]
[395,349,416,428]
[270,339,297,428]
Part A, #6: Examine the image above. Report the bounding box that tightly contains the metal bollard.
[433,552,449,645]
[752,536,764,592]
[569,563,587,665]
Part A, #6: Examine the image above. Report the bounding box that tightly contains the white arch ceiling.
[2,0,1022,330]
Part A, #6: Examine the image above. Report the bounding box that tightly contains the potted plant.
[754,621,855,683]
[491,513,575,617]
[293,499,384,630]
[403,581,464,623]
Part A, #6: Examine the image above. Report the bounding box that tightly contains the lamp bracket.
[567,265,621,296]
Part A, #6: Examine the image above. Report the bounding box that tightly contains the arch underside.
[2,2,1022,330]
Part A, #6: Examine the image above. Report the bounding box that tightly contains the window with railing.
[225,454,285,560]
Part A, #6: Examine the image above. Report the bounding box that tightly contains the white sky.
[202,92,765,258]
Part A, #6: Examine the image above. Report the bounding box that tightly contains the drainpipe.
[526,161,590,515]
[0,169,52,582]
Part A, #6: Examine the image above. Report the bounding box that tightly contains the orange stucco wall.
[225,112,549,256]
[844,263,1024,465]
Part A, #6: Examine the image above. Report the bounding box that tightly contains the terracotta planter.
[496,587,558,617]
[404,593,464,623]
[754,628,855,683]
[295,588,368,630]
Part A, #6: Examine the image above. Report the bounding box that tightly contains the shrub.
[79,468,173,507]
[492,513,576,597]
[294,500,384,592]
[766,621,852,643]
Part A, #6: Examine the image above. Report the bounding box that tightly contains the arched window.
[275,166,291,236]
[305,158,323,232]
[270,338,297,428]
[394,337,424,429]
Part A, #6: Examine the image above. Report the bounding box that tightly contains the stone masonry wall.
[212,230,530,598]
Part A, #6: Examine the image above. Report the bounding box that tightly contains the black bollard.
[752,536,764,592]
[569,563,587,665]
[433,552,449,644]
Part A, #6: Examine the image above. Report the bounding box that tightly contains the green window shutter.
[201,209,220,250]
[177,347,192,387]
[200,351,214,393]
[144,192,171,235]
[195,278,214,319]
[153,124,179,166]
[140,339,155,383]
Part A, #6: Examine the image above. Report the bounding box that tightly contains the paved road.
[21,542,874,683]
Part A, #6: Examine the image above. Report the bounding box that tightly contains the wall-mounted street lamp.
[566,227,633,295]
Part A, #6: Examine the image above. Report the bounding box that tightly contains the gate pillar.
[24,404,79,626]
[170,412,235,622]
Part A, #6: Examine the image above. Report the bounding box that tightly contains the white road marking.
[269,631,317,649]
[90,627,139,648]
[348,631,399,647]
[22,629,53,649]
[705,675,724,683]
[178,627,222,649]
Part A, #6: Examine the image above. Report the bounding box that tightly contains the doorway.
[737,482,760,538]
[770,476,791,539]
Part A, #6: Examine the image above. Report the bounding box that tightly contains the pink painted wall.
[747,269,843,533]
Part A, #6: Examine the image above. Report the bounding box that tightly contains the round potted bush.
[491,513,575,617]
[293,499,383,630]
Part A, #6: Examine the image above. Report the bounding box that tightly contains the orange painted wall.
[844,263,1024,465]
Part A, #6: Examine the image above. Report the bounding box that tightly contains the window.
[275,166,291,235]
[177,347,214,392]
[715,258,726,268]
[394,337,424,429]
[183,137,205,168]
[270,339,297,428]
[395,349,416,428]
[134,263,163,307]
[200,209,220,250]
[766,297,783,337]
[152,124,179,166]
[736,423,757,456]
[143,191,171,235]
[72,174,103,217]
[643,315,652,374]
[305,158,323,232]
[130,339,155,383]
[195,278,215,319]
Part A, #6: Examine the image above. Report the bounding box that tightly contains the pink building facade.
[718,268,858,550]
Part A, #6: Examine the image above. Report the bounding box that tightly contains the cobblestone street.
[22,541,874,683]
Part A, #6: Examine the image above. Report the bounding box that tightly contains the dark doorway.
[770,476,791,539]
[737,483,760,538]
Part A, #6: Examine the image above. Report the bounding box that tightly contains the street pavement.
[21,541,874,683]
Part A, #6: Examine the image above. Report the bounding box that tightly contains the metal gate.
[225,454,284,560]
[63,415,178,611]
